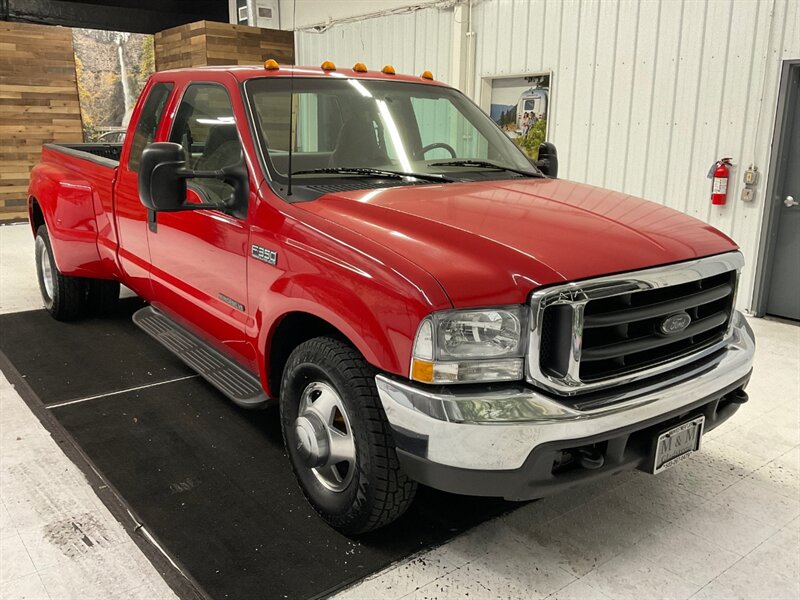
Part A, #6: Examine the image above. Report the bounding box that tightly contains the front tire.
[35,226,86,321]
[280,337,416,534]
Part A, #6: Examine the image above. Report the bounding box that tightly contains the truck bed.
[44,142,122,165]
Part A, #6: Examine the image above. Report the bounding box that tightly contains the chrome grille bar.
[527,252,744,396]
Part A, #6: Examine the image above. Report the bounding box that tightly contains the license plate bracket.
[651,415,705,474]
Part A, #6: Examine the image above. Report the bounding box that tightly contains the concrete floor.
[0,227,175,600]
[1,221,798,600]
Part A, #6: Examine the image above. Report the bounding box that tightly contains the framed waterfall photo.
[72,29,155,142]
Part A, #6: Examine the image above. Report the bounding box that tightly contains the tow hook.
[730,388,749,404]
[576,447,605,470]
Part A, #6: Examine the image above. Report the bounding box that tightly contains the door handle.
[785,195,798,208]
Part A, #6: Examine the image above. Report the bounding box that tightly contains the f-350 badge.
[251,245,278,266]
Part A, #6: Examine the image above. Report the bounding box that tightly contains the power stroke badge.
[219,293,245,312]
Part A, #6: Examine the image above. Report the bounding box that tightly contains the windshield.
[245,77,539,186]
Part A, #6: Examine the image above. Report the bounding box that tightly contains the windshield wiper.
[430,160,543,178]
[292,167,452,183]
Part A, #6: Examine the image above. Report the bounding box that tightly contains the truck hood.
[298,178,738,307]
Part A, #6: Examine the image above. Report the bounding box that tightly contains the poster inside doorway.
[488,73,550,160]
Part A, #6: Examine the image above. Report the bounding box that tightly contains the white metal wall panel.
[609,2,640,193]
[662,0,707,216]
[584,0,619,187]
[468,0,800,311]
[295,0,800,311]
[295,6,454,84]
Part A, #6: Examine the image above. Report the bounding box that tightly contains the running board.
[133,306,268,408]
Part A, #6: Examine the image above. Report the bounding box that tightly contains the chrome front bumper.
[376,311,755,472]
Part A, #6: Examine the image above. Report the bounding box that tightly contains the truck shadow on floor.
[246,401,518,542]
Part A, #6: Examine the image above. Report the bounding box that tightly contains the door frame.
[752,58,800,317]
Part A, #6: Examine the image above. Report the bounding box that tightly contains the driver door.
[147,81,253,364]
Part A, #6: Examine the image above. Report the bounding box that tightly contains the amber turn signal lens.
[263,59,280,70]
[381,65,396,75]
[411,359,434,383]
[321,60,337,71]
[353,62,368,72]
[421,70,434,80]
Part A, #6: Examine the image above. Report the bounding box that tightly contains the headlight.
[410,306,528,384]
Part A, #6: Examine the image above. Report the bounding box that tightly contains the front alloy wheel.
[280,337,416,534]
[294,381,357,492]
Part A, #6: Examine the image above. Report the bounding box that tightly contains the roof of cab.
[157,64,450,86]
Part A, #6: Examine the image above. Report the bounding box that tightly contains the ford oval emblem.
[660,312,692,335]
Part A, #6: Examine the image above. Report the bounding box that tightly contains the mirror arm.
[176,167,243,212]
[176,167,226,180]
[176,166,245,196]
[179,202,225,211]
[177,197,239,212]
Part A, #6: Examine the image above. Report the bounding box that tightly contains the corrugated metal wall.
[295,0,800,311]
[295,6,454,84]
[470,0,799,311]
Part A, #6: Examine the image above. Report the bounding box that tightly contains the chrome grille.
[527,252,743,395]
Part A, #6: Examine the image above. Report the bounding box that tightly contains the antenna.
[287,0,297,196]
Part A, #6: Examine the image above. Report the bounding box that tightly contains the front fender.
[254,271,434,393]
[247,193,452,396]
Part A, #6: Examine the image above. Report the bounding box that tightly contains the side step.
[133,306,269,408]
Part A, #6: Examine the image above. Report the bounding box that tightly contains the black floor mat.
[0,299,192,404]
[0,302,514,600]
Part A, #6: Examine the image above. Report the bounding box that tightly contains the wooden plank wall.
[0,20,294,222]
[155,21,294,71]
[0,22,83,221]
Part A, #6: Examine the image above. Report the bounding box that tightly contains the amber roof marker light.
[381,65,396,75]
[321,60,337,71]
[353,62,368,72]
[421,70,434,80]
[264,59,280,70]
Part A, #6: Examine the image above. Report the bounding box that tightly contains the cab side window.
[169,84,243,208]
[127,82,173,172]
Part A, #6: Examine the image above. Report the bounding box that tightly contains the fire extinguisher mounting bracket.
[707,158,734,179]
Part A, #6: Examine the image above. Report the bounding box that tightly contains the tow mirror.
[138,142,187,211]
[534,142,558,178]
[138,142,249,214]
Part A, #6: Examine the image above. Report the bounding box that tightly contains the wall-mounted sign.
[483,73,551,160]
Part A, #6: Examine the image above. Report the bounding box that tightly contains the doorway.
[755,61,800,321]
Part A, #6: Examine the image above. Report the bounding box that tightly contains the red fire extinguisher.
[708,158,733,205]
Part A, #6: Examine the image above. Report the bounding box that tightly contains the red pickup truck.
[27,63,755,534]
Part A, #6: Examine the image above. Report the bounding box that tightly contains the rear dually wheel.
[34,225,119,320]
[35,226,87,321]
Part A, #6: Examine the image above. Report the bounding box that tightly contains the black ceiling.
[0,0,229,34]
